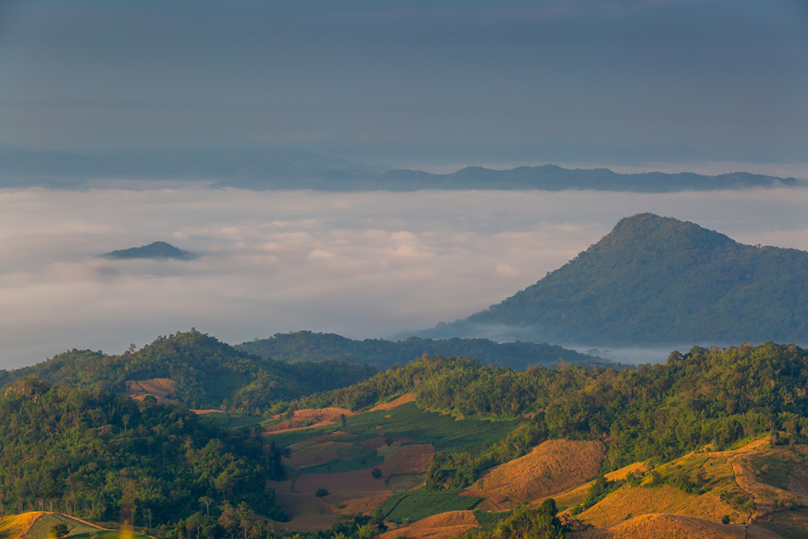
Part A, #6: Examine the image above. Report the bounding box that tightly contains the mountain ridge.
[419,213,808,346]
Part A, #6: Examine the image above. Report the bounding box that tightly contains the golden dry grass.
[378,511,478,539]
[370,393,417,412]
[547,460,654,511]
[570,513,780,539]
[469,440,606,503]
[0,513,39,539]
[576,485,741,528]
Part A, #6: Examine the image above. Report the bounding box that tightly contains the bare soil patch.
[264,407,355,435]
[125,378,178,403]
[378,444,434,476]
[469,440,606,503]
[285,442,356,469]
[359,436,415,450]
[370,393,417,412]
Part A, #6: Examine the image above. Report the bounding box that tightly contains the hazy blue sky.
[0,0,806,165]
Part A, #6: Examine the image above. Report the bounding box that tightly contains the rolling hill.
[420,213,808,346]
[2,342,808,537]
[0,330,375,412]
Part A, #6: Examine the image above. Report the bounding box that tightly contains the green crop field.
[265,423,341,447]
[197,412,265,429]
[299,444,383,474]
[379,490,482,523]
[342,402,516,452]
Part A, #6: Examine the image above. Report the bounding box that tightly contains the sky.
[0,0,807,369]
[0,0,806,165]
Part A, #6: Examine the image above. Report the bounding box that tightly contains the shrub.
[721,515,730,525]
[315,488,329,497]
[372,467,382,478]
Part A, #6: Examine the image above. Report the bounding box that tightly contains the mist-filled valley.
[2,185,808,367]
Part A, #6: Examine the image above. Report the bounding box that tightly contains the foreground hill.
[422,213,808,346]
[236,331,595,370]
[0,330,375,412]
[0,379,286,529]
[2,342,807,537]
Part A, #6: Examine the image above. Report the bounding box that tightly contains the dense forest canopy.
[0,331,376,412]
[236,331,595,371]
[425,213,808,346]
[0,378,286,526]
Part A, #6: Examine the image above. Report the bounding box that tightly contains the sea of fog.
[1,185,808,369]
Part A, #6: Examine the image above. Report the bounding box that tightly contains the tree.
[315,488,329,497]
[50,524,70,539]
[371,468,382,479]
[199,496,214,518]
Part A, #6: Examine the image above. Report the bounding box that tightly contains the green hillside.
[0,330,375,412]
[427,213,808,345]
[236,332,595,370]
[0,379,286,528]
[269,342,808,488]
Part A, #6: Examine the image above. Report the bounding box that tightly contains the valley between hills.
[2,214,808,539]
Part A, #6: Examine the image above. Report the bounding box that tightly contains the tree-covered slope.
[236,331,594,370]
[0,330,375,412]
[428,213,808,345]
[0,378,286,526]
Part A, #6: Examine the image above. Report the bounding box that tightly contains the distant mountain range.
[0,145,799,191]
[104,241,196,260]
[418,213,808,346]
[235,331,599,370]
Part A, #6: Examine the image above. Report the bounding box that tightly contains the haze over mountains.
[420,213,808,347]
[0,145,800,192]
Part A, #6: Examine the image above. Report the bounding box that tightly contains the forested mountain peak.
[104,241,196,260]
[0,330,375,412]
[422,214,808,345]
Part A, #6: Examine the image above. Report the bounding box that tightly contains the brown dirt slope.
[469,439,606,503]
[570,513,780,539]
[378,511,478,539]
[264,408,354,435]
[370,393,417,412]
[125,378,177,403]
[270,443,433,531]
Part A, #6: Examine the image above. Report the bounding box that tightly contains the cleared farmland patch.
[380,491,482,524]
[378,510,479,539]
[469,439,606,503]
[342,402,516,452]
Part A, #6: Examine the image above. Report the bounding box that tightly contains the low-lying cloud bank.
[1,186,808,369]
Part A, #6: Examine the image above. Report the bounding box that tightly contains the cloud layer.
[2,186,808,369]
